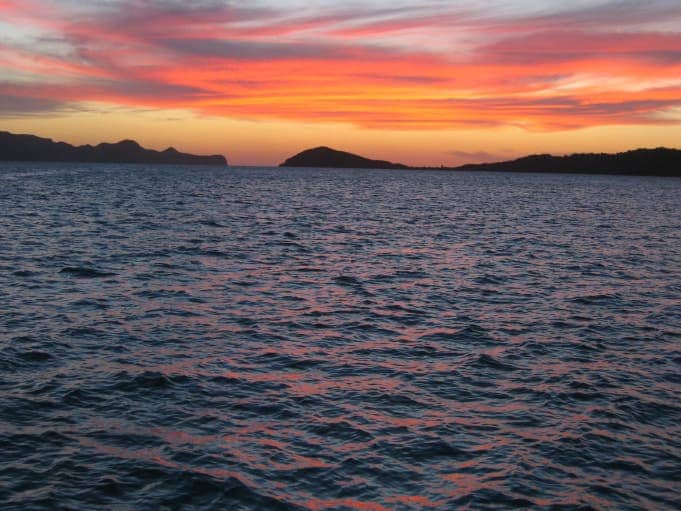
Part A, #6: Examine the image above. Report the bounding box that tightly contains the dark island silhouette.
[282,146,681,176]
[453,149,681,177]
[280,146,409,169]
[0,131,227,166]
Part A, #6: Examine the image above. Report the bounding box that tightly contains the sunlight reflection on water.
[0,163,679,510]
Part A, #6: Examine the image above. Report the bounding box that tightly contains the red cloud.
[1,1,680,130]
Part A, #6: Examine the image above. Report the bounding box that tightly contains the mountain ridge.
[281,146,681,176]
[0,131,227,166]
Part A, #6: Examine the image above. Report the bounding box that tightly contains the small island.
[0,131,227,166]
[281,146,681,177]
[280,146,409,170]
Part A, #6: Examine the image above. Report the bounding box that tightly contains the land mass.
[280,146,409,170]
[0,131,227,166]
[452,149,680,176]
[282,146,681,176]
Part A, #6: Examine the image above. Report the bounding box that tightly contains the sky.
[1,0,680,166]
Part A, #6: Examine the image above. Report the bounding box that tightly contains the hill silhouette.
[281,146,680,176]
[0,131,227,165]
[280,146,409,169]
[452,148,680,177]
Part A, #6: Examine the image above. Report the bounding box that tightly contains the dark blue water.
[1,163,679,510]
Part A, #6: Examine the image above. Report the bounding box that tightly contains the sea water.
[1,163,679,510]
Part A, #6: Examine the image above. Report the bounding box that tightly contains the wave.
[59,267,117,278]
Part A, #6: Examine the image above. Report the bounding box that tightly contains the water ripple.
[0,163,680,510]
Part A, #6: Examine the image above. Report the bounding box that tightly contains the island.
[280,146,409,170]
[281,146,681,177]
[0,131,227,166]
[453,148,681,177]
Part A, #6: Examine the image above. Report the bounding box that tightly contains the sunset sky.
[1,0,680,166]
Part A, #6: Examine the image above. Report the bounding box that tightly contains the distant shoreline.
[280,146,681,177]
[2,131,680,176]
[0,131,227,166]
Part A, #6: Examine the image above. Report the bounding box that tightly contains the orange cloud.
[1,0,680,133]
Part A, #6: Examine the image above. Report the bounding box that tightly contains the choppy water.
[1,163,680,510]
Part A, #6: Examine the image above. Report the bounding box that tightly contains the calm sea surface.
[1,163,679,510]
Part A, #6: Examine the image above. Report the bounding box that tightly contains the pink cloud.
[0,0,679,131]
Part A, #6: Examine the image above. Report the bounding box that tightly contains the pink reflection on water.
[442,466,512,499]
[386,495,441,508]
[78,436,258,488]
[304,498,393,511]
[220,370,305,383]
[87,416,334,474]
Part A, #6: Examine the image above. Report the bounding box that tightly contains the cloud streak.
[1,0,680,130]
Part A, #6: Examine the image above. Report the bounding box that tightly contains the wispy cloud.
[1,0,680,130]
[447,149,514,165]
[0,93,67,116]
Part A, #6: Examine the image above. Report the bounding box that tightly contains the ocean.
[1,163,679,510]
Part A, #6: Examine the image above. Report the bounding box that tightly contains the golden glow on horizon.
[1,1,680,165]
[4,108,680,167]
